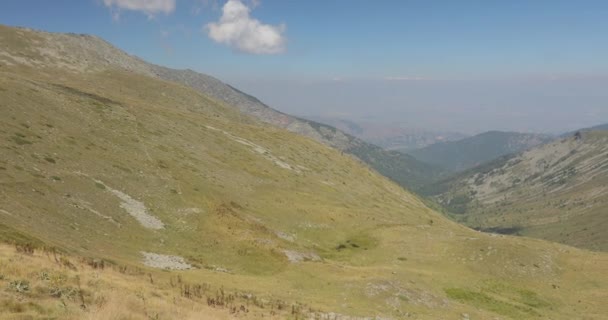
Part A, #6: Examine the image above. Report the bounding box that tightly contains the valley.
[0,24,607,320]
[425,131,608,251]
[407,131,552,172]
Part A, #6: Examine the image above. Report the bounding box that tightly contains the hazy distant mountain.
[306,116,468,151]
[407,131,553,172]
[423,130,608,251]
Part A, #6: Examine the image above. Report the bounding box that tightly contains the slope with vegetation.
[0,243,279,319]
[561,123,608,137]
[425,131,608,251]
[407,131,552,172]
[151,67,446,192]
[1,25,608,319]
[305,116,467,151]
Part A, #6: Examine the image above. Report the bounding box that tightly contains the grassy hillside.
[426,131,608,251]
[407,131,552,172]
[561,123,608,137]
[1,25,608,319]
[293,118,446,191]
[0,243,279,319]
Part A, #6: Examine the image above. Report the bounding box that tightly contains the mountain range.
[424,130,608,251]
[1,24,608,319]
[304,116,467,151]
[407,131,553,172]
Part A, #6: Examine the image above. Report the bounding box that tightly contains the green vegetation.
[428,131,608,251]
[445,287,543,318]
[407,131,551,172]
[346,142,446,192]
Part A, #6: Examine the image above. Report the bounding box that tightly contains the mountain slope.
[426,131,608,251]
[1,25,608,319]
[150,66,445,191]
[304,116,468,151]
[562,123,608,137]
[407,131,552,172]
[2,24,442,192]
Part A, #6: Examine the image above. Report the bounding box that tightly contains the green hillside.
[426,131,608,251]
[1,25,608,319]
[152,65,445,192]
[407,131,552,172]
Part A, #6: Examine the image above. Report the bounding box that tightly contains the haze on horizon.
[3,0,607,134]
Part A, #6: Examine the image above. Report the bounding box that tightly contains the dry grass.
[0,244,290,319]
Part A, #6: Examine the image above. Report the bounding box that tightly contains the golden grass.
[0,243,295,319]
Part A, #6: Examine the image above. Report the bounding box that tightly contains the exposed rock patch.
[141,252,192,270]
[276,231,296,242]
[283,250,321,263]
[94,179,164,230]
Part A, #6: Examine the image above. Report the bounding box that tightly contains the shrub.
[8,280,30,293]
[15,243,35,255]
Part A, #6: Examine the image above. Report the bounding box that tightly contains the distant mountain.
[306,116,468,151]
[407,131,553,172]
[424,130,608,251]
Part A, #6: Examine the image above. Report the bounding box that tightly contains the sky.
[1,0,608,134]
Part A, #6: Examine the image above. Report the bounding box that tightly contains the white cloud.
[205,0,286,54]
[103,0,176,18]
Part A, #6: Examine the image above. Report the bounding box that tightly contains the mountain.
[149,71,447,192]
[0,25,442,192]
[425,130,608,251]
[305,116,468,151]
[2,25,608,319]
[407,131,553,172]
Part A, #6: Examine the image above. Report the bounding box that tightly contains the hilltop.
[1,25,608,319]
[407,131,552,172]
[425,130,608,251]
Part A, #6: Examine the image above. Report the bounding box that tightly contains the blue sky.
[2,0,608,133]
